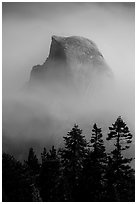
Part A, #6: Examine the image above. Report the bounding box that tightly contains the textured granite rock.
[30,35,113,93]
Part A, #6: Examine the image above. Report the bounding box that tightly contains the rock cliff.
[30,36,113,94]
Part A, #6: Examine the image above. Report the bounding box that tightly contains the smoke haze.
[2,2,135,160]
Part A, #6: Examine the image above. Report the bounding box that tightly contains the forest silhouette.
[2,116,135,202]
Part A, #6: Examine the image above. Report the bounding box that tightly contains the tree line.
[2,116,135,202]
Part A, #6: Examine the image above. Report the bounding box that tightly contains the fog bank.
[2,2,135,160]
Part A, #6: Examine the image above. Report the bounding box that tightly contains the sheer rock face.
[30,36,113,94]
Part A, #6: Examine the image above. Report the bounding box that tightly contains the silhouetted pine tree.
[2,153,32,201]
[25,147,40,175]
[47,145,57,160]
[39,146,60,201]
[2,118,135,202]
[59,124,88,201]
[80,123,107,201]
[41,147,47,164]
[106,116,135,201]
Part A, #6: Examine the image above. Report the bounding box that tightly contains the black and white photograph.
[2,2,135,202]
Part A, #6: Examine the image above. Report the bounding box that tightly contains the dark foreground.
[2,116,135,202]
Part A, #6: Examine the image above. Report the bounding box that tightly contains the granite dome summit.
[30,36,113,93]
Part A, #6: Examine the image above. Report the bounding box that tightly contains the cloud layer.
[2,2,135,160]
